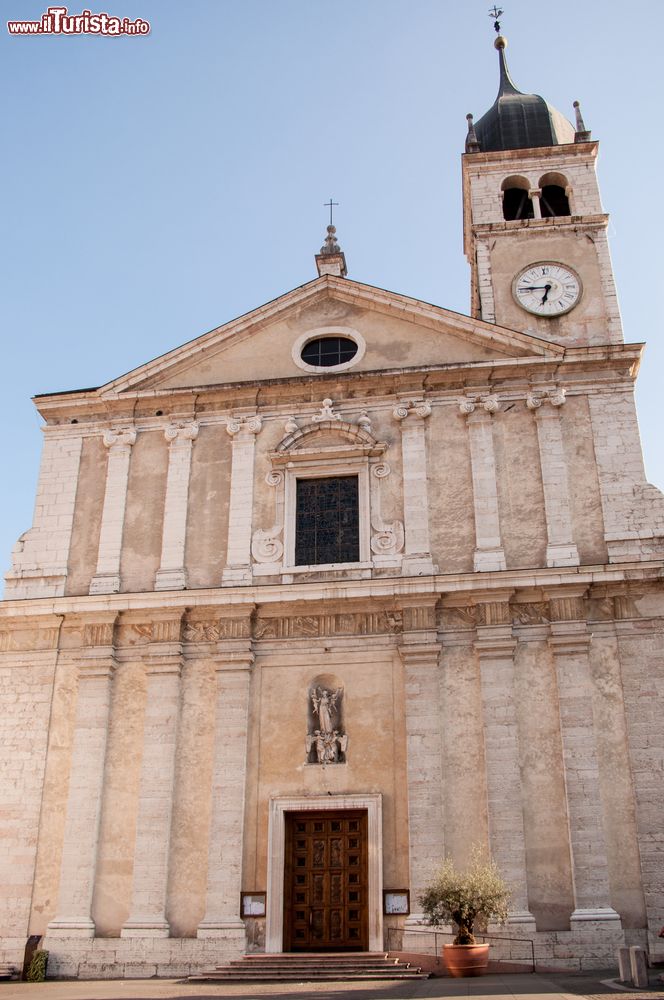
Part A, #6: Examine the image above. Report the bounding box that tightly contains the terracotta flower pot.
[442,942,490,977]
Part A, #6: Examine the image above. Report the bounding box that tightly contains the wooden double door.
[283,810,368,951]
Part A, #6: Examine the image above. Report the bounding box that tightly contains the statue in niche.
[306,684,347,764]
[311,686,340,733]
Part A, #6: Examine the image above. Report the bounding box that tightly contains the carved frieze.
[613,595,641,620]
[83,621,115,648]
[253,608,405,641]
[548,595,585,622]
[511,602,550,625]
[117,618,182,646]
[440,606,478,631]
[476,601,511,627]
[0,626,60,652]
[183,617,252,642]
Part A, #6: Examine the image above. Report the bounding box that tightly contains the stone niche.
[305,673,347,765]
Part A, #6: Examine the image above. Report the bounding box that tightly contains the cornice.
[1,561,661,621]
[31,344,643,424]
[462,140,599,168]
[471,213,609,238]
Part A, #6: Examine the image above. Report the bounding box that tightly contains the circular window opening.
[301,336,358,368]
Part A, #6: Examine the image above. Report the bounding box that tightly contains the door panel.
[284,810,368,951]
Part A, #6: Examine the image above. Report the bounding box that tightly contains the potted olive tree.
[419,848,510,977]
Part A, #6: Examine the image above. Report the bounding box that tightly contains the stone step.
[0,965,17,981]
[191,953,428,983]
[194,970,428,982]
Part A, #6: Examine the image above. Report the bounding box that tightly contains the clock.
[513,262,581,316]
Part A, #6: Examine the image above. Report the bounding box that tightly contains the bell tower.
[462,25,622,346]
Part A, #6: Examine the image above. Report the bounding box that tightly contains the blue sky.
[2,0,663,586]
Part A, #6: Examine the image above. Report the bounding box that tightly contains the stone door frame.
[266,793,383,953]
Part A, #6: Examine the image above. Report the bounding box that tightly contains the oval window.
[300,336,358,368]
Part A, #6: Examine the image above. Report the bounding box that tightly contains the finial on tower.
[316,199,347,278]
[465,113,480,153]
[573,100,592,142]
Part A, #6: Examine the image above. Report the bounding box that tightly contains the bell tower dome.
[462,32,622,346]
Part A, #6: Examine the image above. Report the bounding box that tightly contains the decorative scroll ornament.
[527,386,566,410]
[226,415,262,437]
[312,398,342,422]
[164,420,198,443]
[103,426,137,449]
[369,461,404,556]
[460,394,500,416]
[306,684,347,765]
[252,467,285,564]
[251,527,284,563]
[393,399,432,420]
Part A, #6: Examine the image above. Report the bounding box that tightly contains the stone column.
[155,420,199,591]
[46,619,117,936]
[547,589,621,930]
[222,415,262,586]
[527,389,579,567]
[460,395,506,572]
[398,603,443,932]
[392,400,435,575]
[475,595,536,929]
[198,640,253,943]
[122,628,182,938]
[90,426,136,595]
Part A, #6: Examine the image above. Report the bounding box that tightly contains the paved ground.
[1,971,664,1000]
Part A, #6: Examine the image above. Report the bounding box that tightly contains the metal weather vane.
[488,6,503,33]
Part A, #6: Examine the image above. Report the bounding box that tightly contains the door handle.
[309,910,313,928]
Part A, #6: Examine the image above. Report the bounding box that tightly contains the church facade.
[1,36,663,977]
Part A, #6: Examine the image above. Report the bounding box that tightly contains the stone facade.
[2,67,664,980]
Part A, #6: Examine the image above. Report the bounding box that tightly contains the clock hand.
[540,283,552,305]
[520,285,549,291]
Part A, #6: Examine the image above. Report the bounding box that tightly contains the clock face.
[513,262,582,316]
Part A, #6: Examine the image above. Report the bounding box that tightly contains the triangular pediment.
[100,275,563,397]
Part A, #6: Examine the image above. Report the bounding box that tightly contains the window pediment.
[273,418,386,465]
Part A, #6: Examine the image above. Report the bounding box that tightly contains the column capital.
[392,399,431,421]
[102,426,136,449]
[527,387,566,412]
[77,654,117,679]
[144,652,183,675]
[211,649,254,672]
[460,394,500,418]
[226,414,262,437]
[397,639,441,668]
[549,620,591,655]
[475,628,515,660]
[164,419,198,444]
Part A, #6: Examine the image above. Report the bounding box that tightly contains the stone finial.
[465,113,480,153]
[315,224,348,278]
[573,100,591,142]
